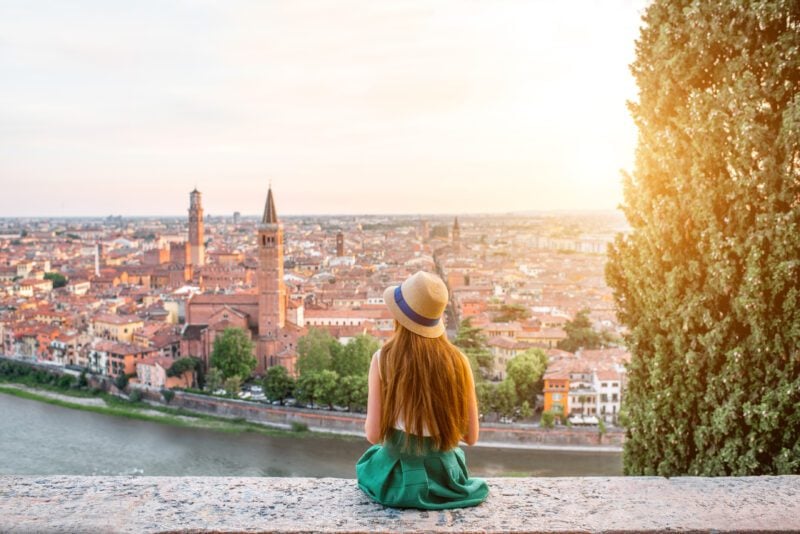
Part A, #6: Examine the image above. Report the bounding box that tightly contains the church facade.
[180,187,301,376]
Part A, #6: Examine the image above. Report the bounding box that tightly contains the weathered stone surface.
[1,475,798,533]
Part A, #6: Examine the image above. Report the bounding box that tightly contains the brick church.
[180,186,302,375]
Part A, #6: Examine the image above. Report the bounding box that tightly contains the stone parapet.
[2,475,799,533]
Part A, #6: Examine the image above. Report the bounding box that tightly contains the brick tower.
[188,189,205,266]
[257,186,287,366]
[336,231,344,257]
[452,216,461,254]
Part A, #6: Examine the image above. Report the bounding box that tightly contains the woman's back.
[355,271,488,509]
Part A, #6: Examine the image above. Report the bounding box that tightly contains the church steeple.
[262,186,278,224]
[257,185,286,369]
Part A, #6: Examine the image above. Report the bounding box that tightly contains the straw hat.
[383,271,447,338]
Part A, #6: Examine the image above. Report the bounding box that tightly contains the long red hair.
[378,322,472,451]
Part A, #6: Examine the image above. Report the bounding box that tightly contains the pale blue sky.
[0,0,648,217]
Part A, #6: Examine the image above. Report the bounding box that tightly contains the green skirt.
[356,429,489,510]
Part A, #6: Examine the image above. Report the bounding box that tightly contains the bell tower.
[452,216,461,254]
[257,186,286,343]
[188,188,205,266]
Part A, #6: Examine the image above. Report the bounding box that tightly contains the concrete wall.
[2,475,798,533]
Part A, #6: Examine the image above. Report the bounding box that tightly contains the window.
[601,382,608,388]
[552,393,562,401]
[612,382,619,387]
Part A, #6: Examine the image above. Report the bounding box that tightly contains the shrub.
[114,373,129,390]
[128,390,143,403]
[161,389,175,404]
[57,375,74,389]
[290,421,309,432]
[540,411,555,429]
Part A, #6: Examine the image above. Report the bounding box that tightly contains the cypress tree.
[607,1,800,475]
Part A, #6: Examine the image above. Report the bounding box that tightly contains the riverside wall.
[136,386,624,449]
[0,356,624,449]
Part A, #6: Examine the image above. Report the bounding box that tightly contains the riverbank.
[0,382,360,442]
[0,392,623,478]
[1,377,624,452]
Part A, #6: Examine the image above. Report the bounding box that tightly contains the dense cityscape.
[0,185,631,426]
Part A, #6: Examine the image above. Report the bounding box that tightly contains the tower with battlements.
[188,189,205,266]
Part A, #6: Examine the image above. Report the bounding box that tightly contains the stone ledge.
[1,475,799,533]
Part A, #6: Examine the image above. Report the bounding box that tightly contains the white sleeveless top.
[374,348,432,436]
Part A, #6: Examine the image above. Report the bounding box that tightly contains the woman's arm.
[462,354,480,446]
[364,351,382,444]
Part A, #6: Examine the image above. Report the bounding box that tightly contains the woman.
[356,270,489,509]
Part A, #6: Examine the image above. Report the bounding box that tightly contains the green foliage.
[263,365,295,404]
[475,381,495,415]
[167,357,197,377]
[506,348,548,405]
[540,410,555,429]
[210,328,256,380]
[290,421,309,432]
[294,373,319,406]
[598,419,607,436]
[313,370,340,409]
[205,367,223,393]
[453,317,493,378]
[519,400,533,419]
[494,379,518,418]
[492,303,531,323]
[557,308,612,352]
[335,374,369,411]
[294,370,341,409]
[606,1,800,476]
[296,327,337,376]
[129,389,142,403]
[44,272,68,288]
[114,373,129,390]
[161,389,175,404]
[77,370,88,388]
[223,375,242,397]
[332,334,379,377]
[57,374,74,389]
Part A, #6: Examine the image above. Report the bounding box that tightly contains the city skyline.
[1,1,647,217]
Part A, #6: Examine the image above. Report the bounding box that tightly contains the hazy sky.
[1,1,648,217]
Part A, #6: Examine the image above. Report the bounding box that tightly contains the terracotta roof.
[189,294,258,305]
[93,313,142,325]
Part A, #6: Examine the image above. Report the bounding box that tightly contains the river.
[0,393,623,477]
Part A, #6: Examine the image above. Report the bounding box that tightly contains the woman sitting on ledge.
[356,271,489,509]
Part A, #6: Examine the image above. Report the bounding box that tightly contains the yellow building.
[91,314,144,343]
